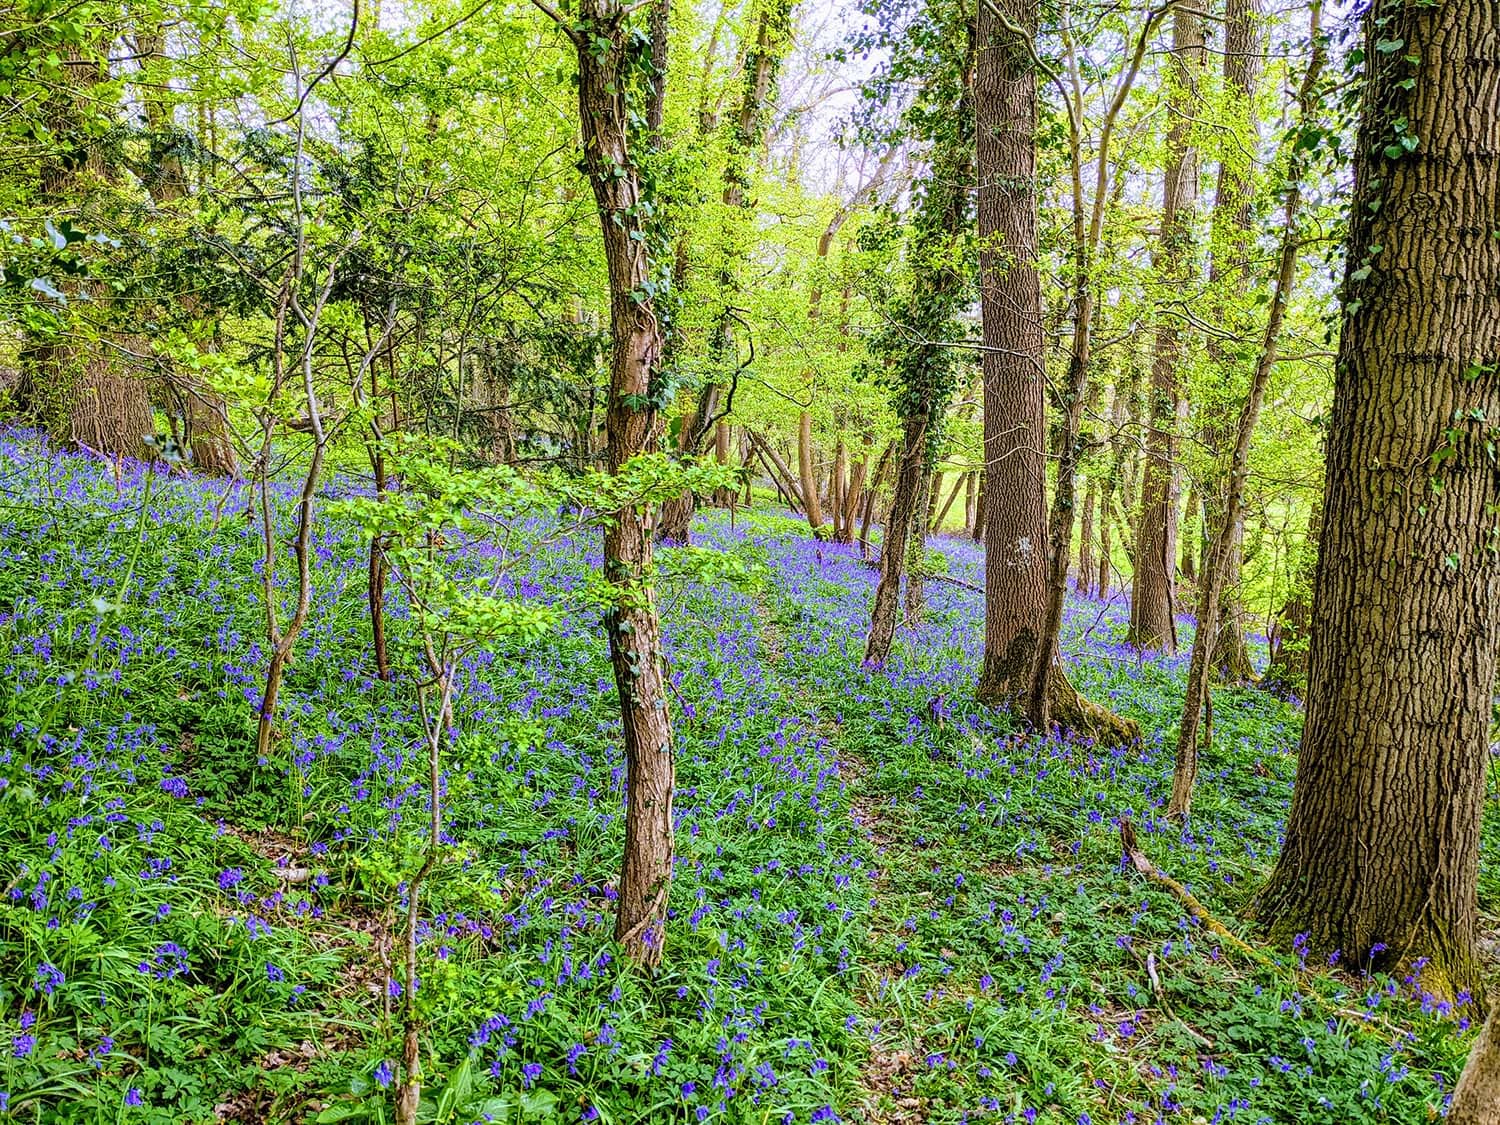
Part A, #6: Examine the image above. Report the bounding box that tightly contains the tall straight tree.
[1253,0,1500,1001]
[1129,3,1203,651]
[1014,0,1158,742]
[536,0,676,968]
[973,0,1047,709]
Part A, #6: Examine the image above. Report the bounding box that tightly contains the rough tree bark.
[973,0,1048,712]
[1252,0,1500,1003]
[904,459,935,624]
[996,0,1150,745]
[865,412,927,665]
[1129,4,1204,652]
[1450,1004,1500,1125]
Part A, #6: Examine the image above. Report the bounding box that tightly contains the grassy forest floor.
[1,431,1496,1124]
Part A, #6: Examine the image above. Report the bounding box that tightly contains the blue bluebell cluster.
[0,432,1485,1122]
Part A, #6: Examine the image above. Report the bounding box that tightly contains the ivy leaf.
[29,276,66,303]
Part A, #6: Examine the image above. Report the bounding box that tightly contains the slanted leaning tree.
[1129,0,1204,652]
[1167,5,1326,820]
[1253,0,1500,1001]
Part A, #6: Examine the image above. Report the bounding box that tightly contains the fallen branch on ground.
[1119,818,1266,965]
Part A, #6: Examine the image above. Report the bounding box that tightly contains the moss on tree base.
[1049,671,1139,749]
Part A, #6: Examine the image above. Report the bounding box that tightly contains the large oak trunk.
[973,0,1048,711]
[1253,0,1500,1002]
[1450,1004,1500,1125]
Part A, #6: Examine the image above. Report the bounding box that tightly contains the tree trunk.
[865,412,926,666]
[1169,24,1321,816]
[839,447,868,544]
[970,472,986,542]
[858,441,894,559]
[1252,0,1499,1003]
[923,469,943,530]
[1100,380,1131,599]
[932,469,966,532]
[1097,495,1111,598]
[1129,5,1203,652]
[1213,527,1255,682]
[964,470,977,533]
[711,420,734,507]
[1179,486,1198,583]
[797,411,824,532]
[18,42,157,462]
[831,438,847,539]
[66,359,158,460]
[1450,1004,1500,1125]
[1077,478,1097,596]
[572,3,676,969]
[905,459,934,624]
[1261,500,1319,695]
[977,0,1136,749]
[753,430,804,512]
[974,0,1048,711]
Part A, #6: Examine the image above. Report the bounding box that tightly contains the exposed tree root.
[1051,671,1139,749]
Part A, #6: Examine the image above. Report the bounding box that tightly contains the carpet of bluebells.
[1,430,1495,1124]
